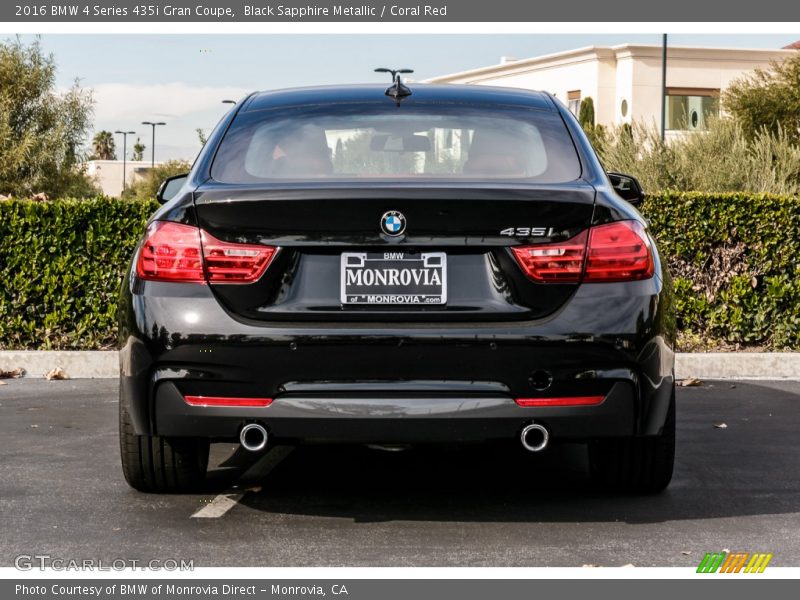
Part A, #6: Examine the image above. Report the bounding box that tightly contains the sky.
[14,33,800,162]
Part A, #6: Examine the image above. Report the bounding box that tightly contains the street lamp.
[221,99,236,105]
[114,130,136,193]
[141,121,166,168]
[661,33,668,141]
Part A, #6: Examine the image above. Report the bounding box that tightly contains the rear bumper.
[119,275,675,442]
[153,380,636,442]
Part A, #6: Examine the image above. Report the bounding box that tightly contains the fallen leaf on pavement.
[44,367,70,380]
[713,423,728,429]
[682,551,692,555]
[0,367,26,379]
[678,377,703,387]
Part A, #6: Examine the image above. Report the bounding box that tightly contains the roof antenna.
[375,68,413,104]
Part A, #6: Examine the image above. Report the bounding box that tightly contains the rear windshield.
[211,103,581,183]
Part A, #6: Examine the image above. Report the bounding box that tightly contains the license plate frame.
[340,251,447,306]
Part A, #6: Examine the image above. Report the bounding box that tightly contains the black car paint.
[119,84,675,446]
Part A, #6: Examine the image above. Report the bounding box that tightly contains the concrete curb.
[1,351,117,379]
[675,352,800,380]
[2,350,800,380]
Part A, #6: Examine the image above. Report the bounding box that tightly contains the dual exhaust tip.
[241,421,549,453]
[520,422,549,452]
[240,423,268,452]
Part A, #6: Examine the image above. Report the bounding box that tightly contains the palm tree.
[91,131,116,160]
[132,138,145,161]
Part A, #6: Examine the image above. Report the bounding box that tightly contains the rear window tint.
[211,104,581,183]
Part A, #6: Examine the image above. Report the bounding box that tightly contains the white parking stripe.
[190,445,295,519]
[191,493,244,518]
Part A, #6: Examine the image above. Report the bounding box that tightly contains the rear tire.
[119,402,209,493]
[589,388,675,494]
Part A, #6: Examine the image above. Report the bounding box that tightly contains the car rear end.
[119,84,675,494]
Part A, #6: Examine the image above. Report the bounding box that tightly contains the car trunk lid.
[192,182,596,321]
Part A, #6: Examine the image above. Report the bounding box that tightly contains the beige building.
[86,160,161,197]
[426,44,798,136]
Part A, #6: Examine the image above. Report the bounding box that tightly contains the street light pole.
[114,130,136,194]
[141,121,166,168]
[661,33,668,142]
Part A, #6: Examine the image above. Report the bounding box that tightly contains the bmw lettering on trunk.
[119,76,676,495]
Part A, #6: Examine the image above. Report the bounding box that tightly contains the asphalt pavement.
[1,378,798,567]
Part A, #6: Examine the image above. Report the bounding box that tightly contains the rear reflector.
[510,220,654,283]
[184,395,273,408]
[515,396,605,407]
[136,221,277,284]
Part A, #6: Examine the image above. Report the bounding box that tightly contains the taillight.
[201,230,277,283]
[136,222,204,282]
[584,220,654,282]
[136,221,276,284]
[510,220,654,283]
[510,230,587,283]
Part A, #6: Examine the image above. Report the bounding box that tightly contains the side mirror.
[607,172,645,205]
[156,174,189,204]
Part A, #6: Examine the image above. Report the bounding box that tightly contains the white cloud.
[90,82,250,121]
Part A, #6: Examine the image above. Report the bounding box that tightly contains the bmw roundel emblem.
[380,210,406,237]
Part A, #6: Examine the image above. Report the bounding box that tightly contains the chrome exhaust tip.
[240,423,268,452]
[520,423,549,452]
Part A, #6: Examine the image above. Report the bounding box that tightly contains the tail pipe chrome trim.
[240,423,269,452]
[520,423,549,452]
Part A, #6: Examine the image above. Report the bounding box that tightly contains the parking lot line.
[191,445,295,519]
[191,493,244,518]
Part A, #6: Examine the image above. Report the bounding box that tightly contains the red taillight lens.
[201,230,277,283]
[515,396,605,407]
[136,221,277,284]
[510,229,587,283]
[584,220,654,282]
[184,395,273,408]
[510,220,654,284]
[136,221,204,282]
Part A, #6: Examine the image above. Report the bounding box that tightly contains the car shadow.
[205,381,800,525]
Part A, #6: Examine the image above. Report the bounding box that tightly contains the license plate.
[341,252,447,305]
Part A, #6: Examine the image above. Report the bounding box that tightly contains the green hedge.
[1,193,798,350]
[641,192,800,350]
[0,197,158,349]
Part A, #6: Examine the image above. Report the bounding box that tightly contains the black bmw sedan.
[118,83,675,494]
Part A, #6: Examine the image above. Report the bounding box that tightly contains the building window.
[665,88,720,131]
[567,90,581,117]
[443,129,453,148]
